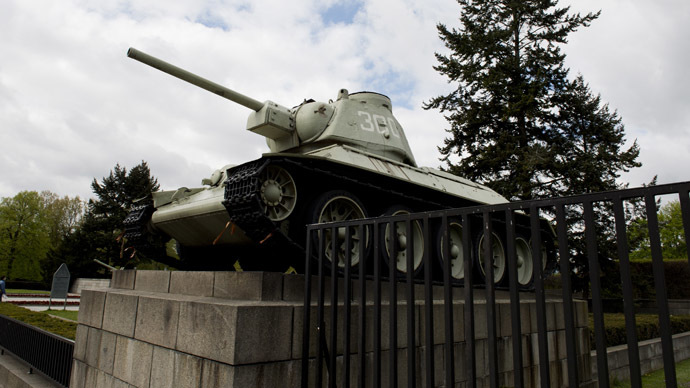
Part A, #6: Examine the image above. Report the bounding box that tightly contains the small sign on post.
[49,263,71,310]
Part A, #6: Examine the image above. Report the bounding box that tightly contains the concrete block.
[70,360,87,388]
[85,327,103,367]
[102,291,139,337]
[546,302,557,331]
[135,270,170,293]
[201,359,234,388]
[111,270,136,290]
[150,346,175,388]
[497,337,513,373]
[177,300,293,365]
[230,359,305,388]
[98,331,117,375]
[520,301,532,334]
[171,271,215,297]
[96,372,130,388]
[85,365,99,388]
[575,300,588,328]
[73,324,89,362]
[215,271,283,301]
[135,295,180,349]
[173,352,203,388]
[473,303,488,339]
[78,289,106,328]
[419,301,464,346]
[294,303,365,359]
[113,336,153,387]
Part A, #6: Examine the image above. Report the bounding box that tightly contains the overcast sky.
[1,0,688,201]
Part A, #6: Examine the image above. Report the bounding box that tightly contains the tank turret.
[127,48,416,165]
[124,48,554,289]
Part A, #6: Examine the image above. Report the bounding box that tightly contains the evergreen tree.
[425,1,642,293]
[86,161,160,268]
[425,0,633,200]
[43,161,160,279]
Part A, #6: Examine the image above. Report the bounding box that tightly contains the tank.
[123,48,554,288]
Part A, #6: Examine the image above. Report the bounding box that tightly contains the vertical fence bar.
[504,209,523,388]
[405,217,416,387]
[583,200,608,388]
[374,221,382,388]
[645,193,677,388]
[442,214,456,387]
[679,189,690,268]
[613,198,642,388]
[358,223,367,388]
[343,226,352,388]
[530,206,550,387]
[422,214,435,388]
[462,213,475,388]
[388,219,398,388]
[301,227,314,388]
[555,203,579,388]
[329,226,339,388]
[482,212,499,388]
[316,226,327,388]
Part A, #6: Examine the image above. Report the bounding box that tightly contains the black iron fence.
[301,181,690,388]
[0,313,74,387]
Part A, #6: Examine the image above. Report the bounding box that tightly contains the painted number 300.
[357,111,400,138]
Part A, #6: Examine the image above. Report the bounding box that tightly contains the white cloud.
[0,0,687,202]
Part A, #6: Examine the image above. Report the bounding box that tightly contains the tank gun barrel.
[127,47,264,111]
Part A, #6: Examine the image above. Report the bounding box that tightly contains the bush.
[591,313,690,349]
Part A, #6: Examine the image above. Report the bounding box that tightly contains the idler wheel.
[259,165,297,221]
[311,190,368,269]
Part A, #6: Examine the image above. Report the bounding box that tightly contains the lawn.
[612,357,690,387]
[6,289,50,295]
[0,303,77,340]
[45,309,79,322]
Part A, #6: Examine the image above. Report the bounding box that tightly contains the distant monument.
[49,263,70,310]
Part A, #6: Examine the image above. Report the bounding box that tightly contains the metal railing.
[300,181,690,388]
[0,313,74,387]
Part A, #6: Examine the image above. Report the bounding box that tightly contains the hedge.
[591,313,690,349]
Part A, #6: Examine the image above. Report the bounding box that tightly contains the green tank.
[123,48,553,287]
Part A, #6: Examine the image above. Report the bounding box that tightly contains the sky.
[1,0,689,201]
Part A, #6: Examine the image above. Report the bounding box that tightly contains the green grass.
[44,309,79,322]
[0,303,76,340]
[6,289,50,295]
[611,357,690,387]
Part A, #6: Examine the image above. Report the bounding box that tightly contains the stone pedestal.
[70,270,593,388]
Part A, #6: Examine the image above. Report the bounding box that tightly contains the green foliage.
[0,191,85,283]
[629,200,688,261]
[592,313,690,349]
[0,303,76,340]
[45,309,78,322]
[41,161,161,280]
[425,1,641,294]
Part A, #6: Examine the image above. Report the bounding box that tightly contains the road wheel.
[382,206,424,276]
[311,190,368,269]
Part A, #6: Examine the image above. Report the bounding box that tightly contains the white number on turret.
[357,111,400,138]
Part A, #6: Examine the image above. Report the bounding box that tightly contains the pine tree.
[424,0,637,201]
[425,1,642,293]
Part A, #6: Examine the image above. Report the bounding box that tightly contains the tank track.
[122,203,161,257]
[221,157,447,259]
[222,159,302,258]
